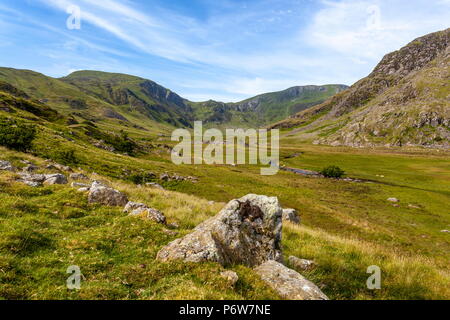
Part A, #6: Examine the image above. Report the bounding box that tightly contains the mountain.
[0,67,346,130]
[272,28,450,148]
[190,84,348,128]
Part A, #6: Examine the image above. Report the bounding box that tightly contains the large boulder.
[88,181,128,207]
[254,260,328,300]
[282,208,300,224]
[157,194,283,267]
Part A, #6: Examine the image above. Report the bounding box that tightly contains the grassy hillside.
[190,85,348,128]
[0,86,449,299]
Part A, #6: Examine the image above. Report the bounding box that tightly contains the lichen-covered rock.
[157,194,283,267]
[125,202,166,224]
[0,160,15,172]
[254,260,328,300]
[282,208,300,224]
[44,174,68,185]
[88,181,128,206]
[288,256,316,272]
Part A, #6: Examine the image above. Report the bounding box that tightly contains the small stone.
[124,201,147,213]
[282,208,300,224]
[146,182,164,190]
[71,182,90,188]
[77,187,90,192]
[254,260,328,300]
[88,181,128,207]
[70,173,89,180]
[0,160,15,172]
[43,174,68,185]
[441,230,450,233]
[288,256,316,272]
[387,198,399,203]
[220,271,239,286]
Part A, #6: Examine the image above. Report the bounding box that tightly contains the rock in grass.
[288,256,316,272]
[157,194,283,267]
[17,172,46,187]
[0,160,15,172]
[220,271,239,286]
[146,182,164,190]
[282,208,300,224]
[387,198,399,203]
[88,181,128,207]
[70,173,89,180]
[254,260,328,300]
[124,201,166,224]
[44,174,68,185]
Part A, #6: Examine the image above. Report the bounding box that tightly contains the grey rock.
[70,173,89,180]
[254,260,328,300]
[146,182,164,190]
[0,160,15,172]
[288,256,316,272]
[17,172,46,187]
[123,201,147,213]
[157,194,283,267]
[282,208,300,224]
[88,181,128,206]
[44,174,68,185]
[387,198,399,203]
[71,182,90,188]
[130,207,167,224]
[77,187,90,192]
[23,164,38,172]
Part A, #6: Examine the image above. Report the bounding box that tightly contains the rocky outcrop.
[157,194,283,267]
[271,28,450,148]
[88,181,128,206]
[254,260,328,300]
[282,209,300,224]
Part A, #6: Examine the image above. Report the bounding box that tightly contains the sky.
[0,0,449,102]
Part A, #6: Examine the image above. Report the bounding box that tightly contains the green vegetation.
[0,118,36,152]
[320,165,345,178]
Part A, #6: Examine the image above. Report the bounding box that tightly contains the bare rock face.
[88,181,128,207]
[282,208,300,224]
[0,160,15,172]
[254,260,328,300]
[157,194,283,267]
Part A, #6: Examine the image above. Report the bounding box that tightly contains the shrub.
[52,149,79,165]
[0,118,36,152]
[320,165,345,178]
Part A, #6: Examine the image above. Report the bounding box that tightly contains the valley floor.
[0,142,449,300]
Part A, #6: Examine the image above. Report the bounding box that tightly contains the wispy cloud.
[1,0,449,101]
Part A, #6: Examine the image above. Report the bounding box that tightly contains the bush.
[0,118,36,152]
[52,149,79,165]
[320,165,345,178]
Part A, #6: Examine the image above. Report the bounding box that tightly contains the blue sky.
[0,0,449,102]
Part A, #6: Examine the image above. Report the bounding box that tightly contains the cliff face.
[272,28,450,148]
